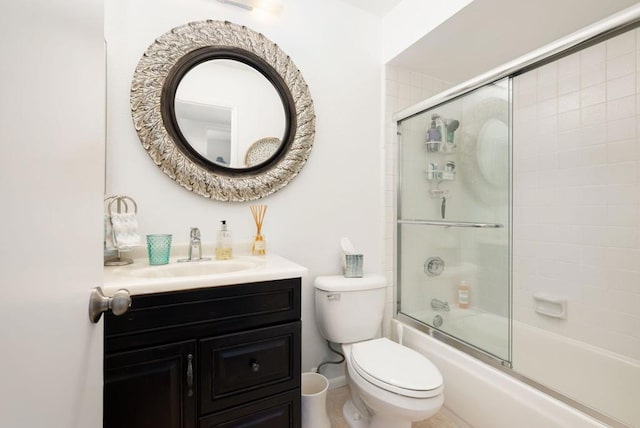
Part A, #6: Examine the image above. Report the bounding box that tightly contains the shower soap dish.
[533,292,567,319]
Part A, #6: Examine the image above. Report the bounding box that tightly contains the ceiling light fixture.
[217,0,254,10]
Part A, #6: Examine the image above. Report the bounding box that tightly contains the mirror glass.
[174,59,286,168]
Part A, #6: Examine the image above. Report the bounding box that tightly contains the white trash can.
[301,372,331,428]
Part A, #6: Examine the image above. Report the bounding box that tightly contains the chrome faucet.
[178,227,211,262]
[431,298,450,312]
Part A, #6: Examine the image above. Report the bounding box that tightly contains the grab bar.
[398,219,503,228]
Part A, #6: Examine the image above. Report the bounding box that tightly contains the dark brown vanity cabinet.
[104,278,301,428]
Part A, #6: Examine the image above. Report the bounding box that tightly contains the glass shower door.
[397,79,511,362]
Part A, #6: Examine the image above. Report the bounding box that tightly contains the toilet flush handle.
[327,293,341,301]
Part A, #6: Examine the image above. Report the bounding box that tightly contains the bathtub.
[392,317,639,428]
[513,321,639,428]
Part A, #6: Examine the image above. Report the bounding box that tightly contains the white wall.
[381,0,473,64]
[105,0,383,374]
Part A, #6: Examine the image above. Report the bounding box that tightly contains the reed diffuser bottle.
[250,205,267,255]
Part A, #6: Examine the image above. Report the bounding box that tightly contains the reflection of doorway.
[174,100,237,165]
[205,127,230,165]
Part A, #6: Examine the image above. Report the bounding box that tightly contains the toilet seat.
[350,338,443,398]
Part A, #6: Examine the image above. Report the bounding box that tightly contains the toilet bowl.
[313,275,444,428]
[342,338,444,428]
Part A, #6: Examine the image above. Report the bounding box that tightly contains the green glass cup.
[146,234,172,265]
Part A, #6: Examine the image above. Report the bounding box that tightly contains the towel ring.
[106,195,138,216]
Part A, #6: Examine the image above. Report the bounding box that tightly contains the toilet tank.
[314,274,387,344]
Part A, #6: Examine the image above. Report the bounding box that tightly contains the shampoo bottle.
[458,280,469,309]
[215,220,232,260]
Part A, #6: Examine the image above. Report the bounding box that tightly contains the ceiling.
[339,0,402,17]
[388,0,640,84]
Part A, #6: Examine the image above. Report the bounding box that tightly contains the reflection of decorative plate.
[458,92,509,205]
[245,137,281,167]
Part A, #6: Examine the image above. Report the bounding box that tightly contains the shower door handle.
[398,219,503,228]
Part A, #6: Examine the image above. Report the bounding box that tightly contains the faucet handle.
[190,227,201,240]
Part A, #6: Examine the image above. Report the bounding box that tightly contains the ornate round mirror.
[131,20,315,201]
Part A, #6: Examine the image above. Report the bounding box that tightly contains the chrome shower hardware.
[424,256,445,276]
[428,189,450,219]
[433,315,444,328]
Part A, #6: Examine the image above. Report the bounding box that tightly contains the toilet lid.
[350,338,443,398]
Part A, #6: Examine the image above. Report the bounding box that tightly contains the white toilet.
[314,274,444,428]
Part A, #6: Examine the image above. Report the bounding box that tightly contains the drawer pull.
[186,353,194,397]
[250,359,261,373]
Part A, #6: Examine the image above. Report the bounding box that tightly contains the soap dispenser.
[458,280,470,309]
[215,220,233,260]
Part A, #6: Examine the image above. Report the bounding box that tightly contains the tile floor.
[326,386,461,428]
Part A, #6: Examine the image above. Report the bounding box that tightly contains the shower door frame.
[393,5,640,428]
[395,76,513,367]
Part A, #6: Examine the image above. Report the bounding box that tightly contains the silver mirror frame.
[130,20,315,202]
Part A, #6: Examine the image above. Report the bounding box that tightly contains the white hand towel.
[110,212,141,250]
[104,214,117,250]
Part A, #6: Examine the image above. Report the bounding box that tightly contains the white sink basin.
[126,260,259,279]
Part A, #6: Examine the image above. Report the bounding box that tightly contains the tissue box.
[344,254,364,278]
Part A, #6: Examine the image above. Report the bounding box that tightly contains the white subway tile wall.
[513,28,640,361]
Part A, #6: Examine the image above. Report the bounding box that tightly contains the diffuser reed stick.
[250,205,267,255]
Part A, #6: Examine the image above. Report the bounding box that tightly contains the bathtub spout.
[431,298,450,312]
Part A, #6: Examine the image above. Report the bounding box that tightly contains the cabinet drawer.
[105,278,301,352]
[200,322,300,414]
[199,390,300,428]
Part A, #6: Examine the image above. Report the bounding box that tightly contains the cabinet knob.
[250,359,260,373]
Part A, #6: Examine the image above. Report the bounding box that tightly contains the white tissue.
[341,237,357,254]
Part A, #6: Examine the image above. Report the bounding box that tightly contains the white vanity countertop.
[102,251,308,297]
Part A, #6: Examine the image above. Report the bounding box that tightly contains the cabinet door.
[105,340,197,428]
